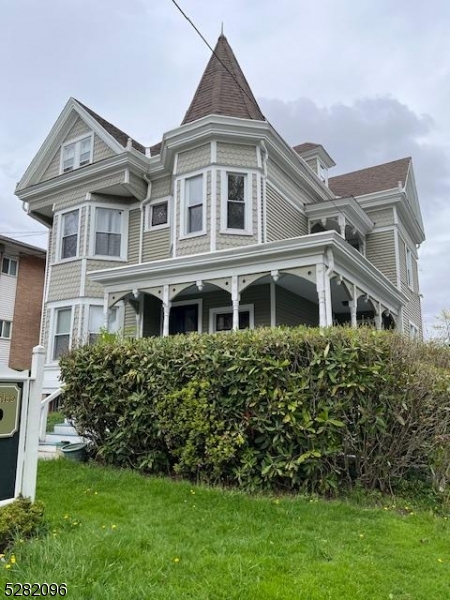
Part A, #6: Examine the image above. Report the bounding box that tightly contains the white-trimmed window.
[405,245,414,289]
[0,320,12,339]
[146,197,170,231]
[61,134,93,173]
[60,209,79,260]
[94,208,125,258]
[88,305,119,344]
[209,304,254,332]
[319,163,328,185]
[1,257,18,276]
[53,308,72,360]
[185,175,204,235]
[221,171,252,234]
[409,322,419,340]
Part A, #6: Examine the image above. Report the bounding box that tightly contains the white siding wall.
[0,270,17,365]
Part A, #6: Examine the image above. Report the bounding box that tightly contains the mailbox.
[0,383,21,438]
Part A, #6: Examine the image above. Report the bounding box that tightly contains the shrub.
[59,327,450,495]
[0,497,46,553]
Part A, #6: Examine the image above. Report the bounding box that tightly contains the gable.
[39,117,115,183]
[16,98,129,192]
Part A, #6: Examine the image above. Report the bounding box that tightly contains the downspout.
[139,174,152,264]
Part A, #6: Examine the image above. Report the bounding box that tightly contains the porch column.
[316,263,332,327]
[349,300,357,328]
[338,215,346,238]
[375,302,383,330]
[231,275,240,331]
[162,284,171,337]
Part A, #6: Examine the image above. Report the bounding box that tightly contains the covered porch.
[89,231,407,337]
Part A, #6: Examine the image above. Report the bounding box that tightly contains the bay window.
[185,175,204,234]
[95,208,123,257]
[53,308,72,360]
[60,209,79,259]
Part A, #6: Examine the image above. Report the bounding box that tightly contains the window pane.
[97,208,122,234]
[215,311,250,332]
[228,174,245,201]
[63,143,75,171]
[9,259,17,276]
[151,202,168,226]
[108,308,119,332]
[239,311,250,329]
[79,138,91,165]
[89,306,104,333]
[62,234,77,259]
[53,335,70,360]
[186,175,203,207]
[188,205,203,233]
[95,232,121,256]
[1,320,11,338]
[227,201,245,229]
[56,309,71,334]
[1,258,9,274]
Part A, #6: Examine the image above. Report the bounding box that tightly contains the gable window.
[405,245,414,289]
[227,173,246,230]
[409,322,419,340]
[95,208,123,257]
[61,135,93,173]
[210,304,254,332]
[88,305,119,344]
[146,198,170,230]
[1,257,18,276]
[0,320,12,339]
[185,175,204,234]
[60,210,79,259]
[53,308,72,360]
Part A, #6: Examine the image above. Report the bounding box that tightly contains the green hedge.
[60,327,450,494]
[0,497,45,553]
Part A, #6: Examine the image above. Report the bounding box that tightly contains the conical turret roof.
[182,34,265,125]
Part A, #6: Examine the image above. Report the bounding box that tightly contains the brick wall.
[9,255,46,370]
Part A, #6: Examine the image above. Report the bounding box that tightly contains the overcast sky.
[1,0,449,335]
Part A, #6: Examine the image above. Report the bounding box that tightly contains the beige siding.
[268,159,311,205]
[305,158,318,174]
[85,259,124,297]
[47,262,81,301]
[366,208,395,228]
[216,172,259,250]
[72,304,82,347]
[365,230,397,285]
[143,294,161,337]
[266,183,308,241]
[177,171,211,256]
[151,176,172,199]
[276,285,319,327]
[217,143,258,168]
[93,133,115,163]
[124,303,137,337]
[142,229,171,262]
[128,209,141,264]
[177,144,211,175]
[127,172,147,199]
[398,238,423,336]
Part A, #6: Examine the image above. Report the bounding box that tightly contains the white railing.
[39,388,63,442]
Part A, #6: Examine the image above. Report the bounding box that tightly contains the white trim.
[405,242,414,291]
[394,229,401,290]
[210,140,217,164]
[257,174,262,244]
[209,304,254,333]
[168,298,203,334]
[270,281,276,326]
[210,168,217,252]
[48,304,74,364]
[179,172,207,239]
[0,255,18,277]
[59,132,94,175]
[145,196,172,232]
[220,169,253,235]
[89,203,129,261]
[80,259,87,296]
[54,206,81,263]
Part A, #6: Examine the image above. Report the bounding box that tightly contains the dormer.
[293,143,336,186]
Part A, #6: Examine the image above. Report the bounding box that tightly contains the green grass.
[46,410,64,433]
[1,461,450,599]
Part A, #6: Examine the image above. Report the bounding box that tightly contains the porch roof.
[89,231,407,313]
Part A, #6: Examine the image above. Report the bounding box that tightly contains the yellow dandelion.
[64,514,69,519]
[359,534,364,539]
[10,556,16,564]
[111,524,117,529]
[102,525,106,529]
[438,558,443,563]
[274,499,280,505]
[174,557,180,563]
[94,492,98,495]
[5,564,11,569]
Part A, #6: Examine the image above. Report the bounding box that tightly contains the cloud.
[260,95,450,334]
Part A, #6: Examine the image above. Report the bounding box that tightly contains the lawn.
[1,460,450,599]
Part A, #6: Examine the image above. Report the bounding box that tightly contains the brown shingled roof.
[328,157,411,197]
[149,141,162,156]
[182,34,265,125]
[75,99,146,154]
[293,142,321,154]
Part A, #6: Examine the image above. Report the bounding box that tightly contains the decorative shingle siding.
[93,133,115,163]
[151,176,172,199]
[85,259,124,297]
[142,294,161,337]
[216,173,258,250]
[267,159,311,205]
[266,183,308,241]
[217,143,258,168]
[128,209,141,264]
[365,230,397,285]
[142,229,171,262]
[276,285,319,327]
[72,304,81,346]
[177,144,211,175]
[47,262,81,301]
[398,238,423,336]
[127,173,147,199]
[305,158,318,174]
[177,171,211,256]
[366,208,394,228]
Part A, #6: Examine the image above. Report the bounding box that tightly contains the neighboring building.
[15,35,425,393]
[0,236,46,370]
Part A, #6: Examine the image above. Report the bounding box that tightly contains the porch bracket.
[238,272,268,293]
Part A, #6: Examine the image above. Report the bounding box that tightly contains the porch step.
[38,421,85,459]
[53,423,78,436]
[43,432,84,445]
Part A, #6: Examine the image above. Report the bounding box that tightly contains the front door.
[169,304,199,335]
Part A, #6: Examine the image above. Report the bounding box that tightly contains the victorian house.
[15,35,425,392]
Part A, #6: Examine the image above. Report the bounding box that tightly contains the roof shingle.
[182,34,265,125]
[328,157,411,197]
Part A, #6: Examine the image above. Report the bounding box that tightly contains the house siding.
[124,302,137,337]
[47,262,81,302]
[0,269,17,366]
[142,229,171,262]
[366,208,395,228]
[217,143,258,168]
[85,259,124,297]
[151,176,172,199]
[268,158,310,206]
[276,285,319,327]
[128,209,141,264]
[398,238,423,336]
[365,230,397,285]
[266,183,308,241]
[177,144,211,175]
